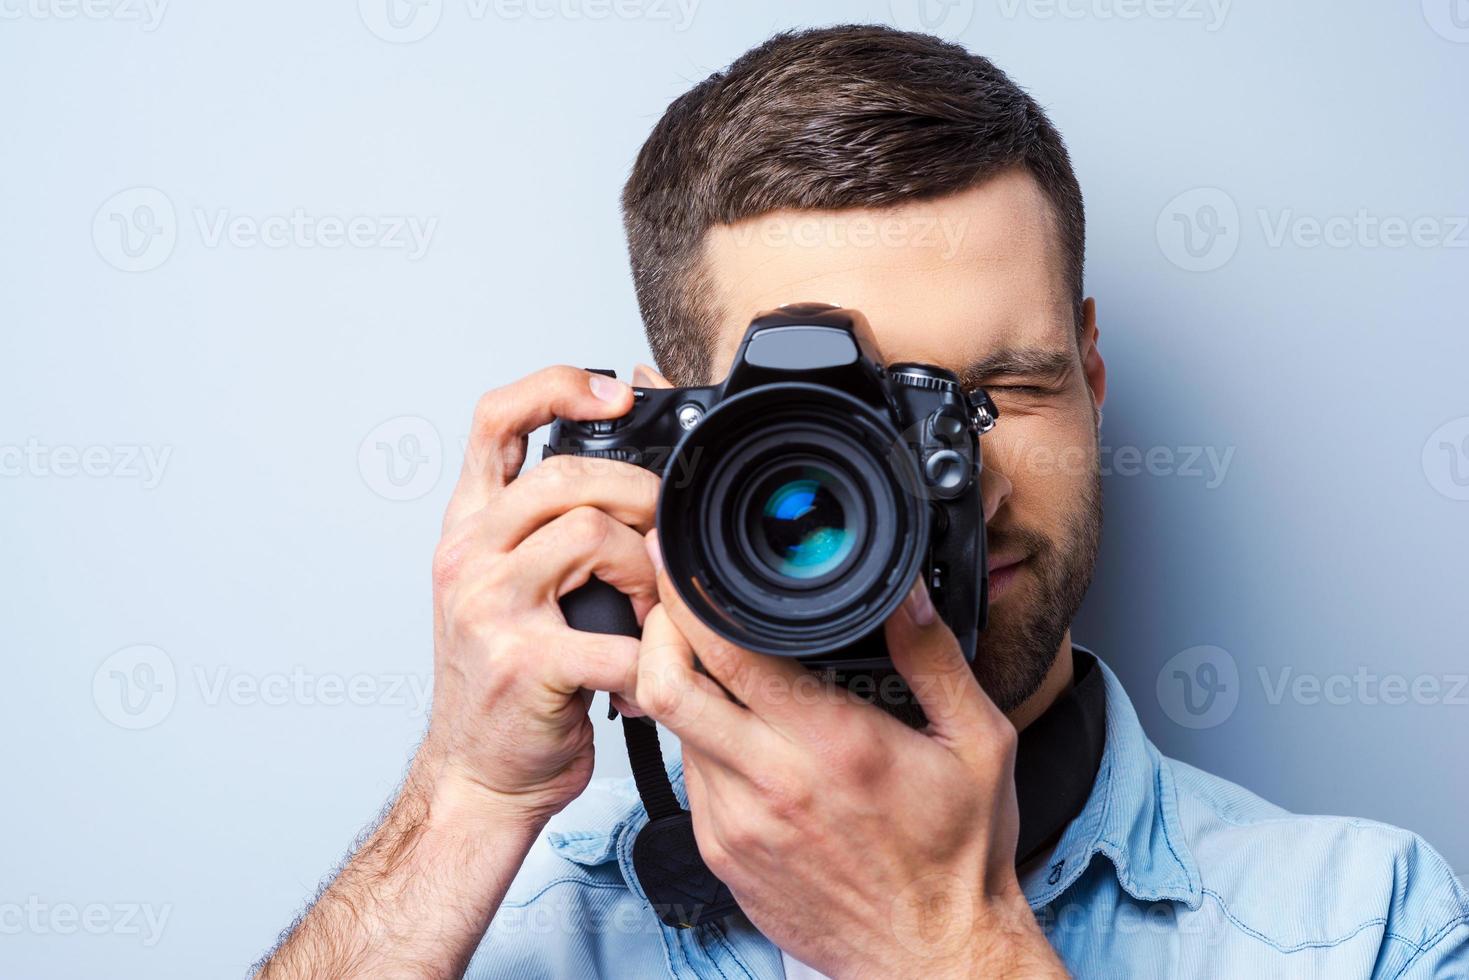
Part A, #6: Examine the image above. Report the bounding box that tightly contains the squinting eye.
[990,385,1049,396]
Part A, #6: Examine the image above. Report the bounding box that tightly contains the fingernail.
[632,363,655,387]
[904,577,937,627]
[589,373,629,403]
[645,531,665,575]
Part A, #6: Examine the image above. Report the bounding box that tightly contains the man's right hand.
[257,366,659,980]
[414,364,661,824]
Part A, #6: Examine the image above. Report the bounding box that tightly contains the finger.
[681,744,751,824]
[680,749,732,877]
[496,506,659,619]
[645,530,814,728]
[541,627,641,698]
[882,576,1001,745]
[632,362,674,389]
[608,692,644,718]
[682,744,767,892]
[445,366,634,527]
[524,628,642,699]
[481,454,660,554]
[634,605,771,768]
[682,745,710,818]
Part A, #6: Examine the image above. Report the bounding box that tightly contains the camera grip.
[560,577,641,639]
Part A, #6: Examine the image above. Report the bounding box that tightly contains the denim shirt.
[466,655,1469,978]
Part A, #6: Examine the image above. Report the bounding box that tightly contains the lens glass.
[750,465,856,581]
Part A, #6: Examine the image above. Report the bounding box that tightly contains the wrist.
[402,755,552,850]
[944,894,1065,980]
[259,756,550,979]
[872,875,1064,980]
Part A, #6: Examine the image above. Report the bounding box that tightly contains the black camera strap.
[552,575,732,927]
[621,713,740,928]
[1012,649,1107,865]
[617,648,1107,930]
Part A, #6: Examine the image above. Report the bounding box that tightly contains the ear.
[632,362,675,389]
[1078,298,1106,420]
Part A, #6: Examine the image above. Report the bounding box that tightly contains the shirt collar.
[548,649,1202,912]
[1021,650,1202,910]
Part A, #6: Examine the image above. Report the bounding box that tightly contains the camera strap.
[1012,649,1107,866]
[620,713,740,928]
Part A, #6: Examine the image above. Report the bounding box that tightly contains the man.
[258,25,1467,979]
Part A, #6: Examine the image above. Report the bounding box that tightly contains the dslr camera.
[547,304,998,667]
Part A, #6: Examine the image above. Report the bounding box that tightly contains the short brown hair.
[622,24,1086,385]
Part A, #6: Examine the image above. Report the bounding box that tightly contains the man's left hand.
[630,531,1068,980]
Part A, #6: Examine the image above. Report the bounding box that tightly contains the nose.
[980,457,1013,526]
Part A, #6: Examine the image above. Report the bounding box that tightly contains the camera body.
[546,305,997,668]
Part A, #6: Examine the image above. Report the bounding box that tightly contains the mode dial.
[887,364,962,393]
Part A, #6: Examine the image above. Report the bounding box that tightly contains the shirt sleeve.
[1392,918,1469,979]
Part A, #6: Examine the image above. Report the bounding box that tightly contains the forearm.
[257,765,545,980]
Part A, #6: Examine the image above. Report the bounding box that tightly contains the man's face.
[698,167,1106,712]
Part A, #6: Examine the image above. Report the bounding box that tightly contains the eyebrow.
[957,347,1076,389]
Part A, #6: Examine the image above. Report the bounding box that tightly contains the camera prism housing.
[546,305,997,668]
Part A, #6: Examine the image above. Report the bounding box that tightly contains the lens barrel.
[656,383,928,657]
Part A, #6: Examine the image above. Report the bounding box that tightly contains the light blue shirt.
[466,655,1469,978]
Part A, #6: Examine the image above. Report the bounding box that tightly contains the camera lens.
[655,382,929,659]
[747,465,858,582]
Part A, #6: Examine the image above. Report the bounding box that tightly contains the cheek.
[987,409,1099,516]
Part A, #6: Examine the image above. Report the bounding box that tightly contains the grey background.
[2,0,1466,975]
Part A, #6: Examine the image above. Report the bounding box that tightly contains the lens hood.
[656,383,929,657]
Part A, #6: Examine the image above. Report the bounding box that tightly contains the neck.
[1006,630,1075,732]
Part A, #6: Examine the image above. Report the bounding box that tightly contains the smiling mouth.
[986,556,1027,602]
